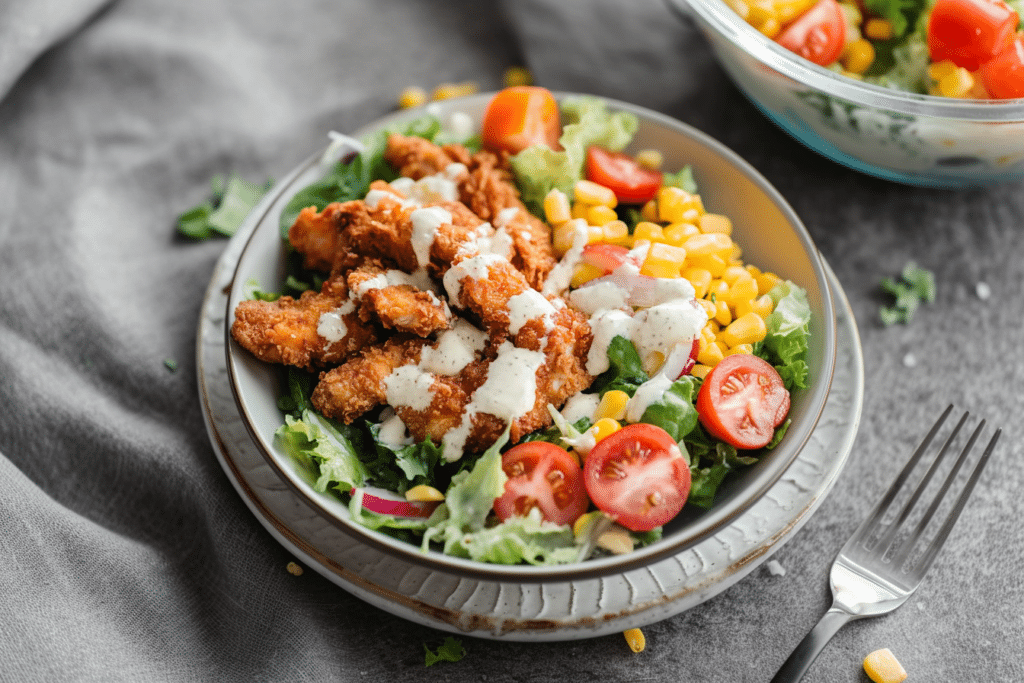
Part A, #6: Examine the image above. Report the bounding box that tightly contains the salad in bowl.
[225,87,834,577]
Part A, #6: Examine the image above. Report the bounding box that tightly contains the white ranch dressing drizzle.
[625,373,675,423]
[441,341,545,461]
[441,252,504,305]
[419,319,487,376]
[316,300,356,343]
[541,219,588,297]
[507,289,556,335]
[377,408,414,448]
[384,364,435,412]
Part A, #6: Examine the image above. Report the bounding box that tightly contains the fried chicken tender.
[230,276,379,370]
[347,262,451,337]
[385,134,556,287]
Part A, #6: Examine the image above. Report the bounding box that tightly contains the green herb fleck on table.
[424,636,467,667]
[880,261,935,326]
[164,358,178,372]
[177,174,272,239]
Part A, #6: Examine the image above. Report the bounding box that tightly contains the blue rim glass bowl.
[669,0,1024,187]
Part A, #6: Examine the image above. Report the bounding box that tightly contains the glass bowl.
[669,0,1024,187]
[224,92,837,581]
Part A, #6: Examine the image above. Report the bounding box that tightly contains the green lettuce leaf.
[364,421,446,495]
[510,96,638,215]
[275,410,368,494]
[450,508,579,565]
[589,335,649,397]
[762,281,812,390]
[424,637,467,667]
[639,375,701,443]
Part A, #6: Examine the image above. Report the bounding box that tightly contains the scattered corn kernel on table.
[1,0,1022,682]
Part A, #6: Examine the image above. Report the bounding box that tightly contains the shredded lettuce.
[589,335,650,397]
[639,376,701,443]
[275,410,369,494]
[510,96,639,215]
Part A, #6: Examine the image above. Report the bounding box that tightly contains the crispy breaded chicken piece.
[385,134,556,287]
[288,202,353,273]
[230,276,379,370]
[347,263,451,337]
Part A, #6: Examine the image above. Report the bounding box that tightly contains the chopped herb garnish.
[177,174,272,240]
[424,636,467,667]
[880,261,936,325]
[164,359,178,372]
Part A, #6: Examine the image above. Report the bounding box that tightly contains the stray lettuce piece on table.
[511,96,639,215]
[880,261,935,326]
[424,637,467,667]
[177,174,272,239]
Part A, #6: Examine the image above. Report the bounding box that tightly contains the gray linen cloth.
[2,0,1022,681]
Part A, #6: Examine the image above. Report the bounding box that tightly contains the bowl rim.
[672,0,1024,121]
[224,91,837,582]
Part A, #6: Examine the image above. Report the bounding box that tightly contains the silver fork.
[770,405,1002,682]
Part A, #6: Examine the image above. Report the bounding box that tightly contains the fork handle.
[770,607,853,682]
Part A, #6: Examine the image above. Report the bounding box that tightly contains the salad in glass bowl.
[225,87,831,573]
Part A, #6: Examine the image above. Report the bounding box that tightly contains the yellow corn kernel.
[634,221,665,243]
[588,204,619,226]
[571,262,605,288]
[706,319,721,335]
[595,390,629,421]
[553,221,578,256]
[701,320,719,340]
[398,86,428,109]
[635,149,663,170]
[690,253,728,278]
[585,225,604,244]
[641,242,687,279]
[773,0,817,23]
[752,293,774,318]
[571,201,590,220]
[863,648,907,683]
[664,222,699,245]
[683,267,712,299]
[657,186,704,223]
[755,270,782,294]
[640,199,659,222]
[697,337,725,366]
[725,343,755,357]
[733,299,755,319]
[745,264,762,278]
[707,278,730,300]
[602,220,630,245]
[864,18,894,40]
[719,312,768,347]
[928,59,959,83]
[722,265,749,285]
[938,67,975,98]
[597,526,634,554]
[725,275,759,306]
[502,65,533,87]
[725,0,751,19]
[623,628,646,653]
[699,212,733,235]
[575,179,617,207]
[682,232,733,259]
[431,81,478,100]
[590,417,622,443]
[643,350,666,375]
[729,242,743,263]
[714,299,732,326]
[405,484,445,502]
[543,188,571,225]
[690,363,713,379]
[842,38,875,75]
[697,298,717,319]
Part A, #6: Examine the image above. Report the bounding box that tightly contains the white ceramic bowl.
[225,93,836,581]
[671,0,1024,187]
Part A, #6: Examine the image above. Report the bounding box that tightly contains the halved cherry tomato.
[585,146,663,204]
[775,0,847,67]
[581,243,632,273]
[583,423,691,532]
[481,86,561,154]
[696,354,790,450]
[978,37,1024,99]
[494,441,588,526]
[927,0,1019,71]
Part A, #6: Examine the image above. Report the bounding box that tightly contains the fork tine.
[872,410,969,558]
[848,404,954,548]
[886,416,982,569]
[909,426,1001,577]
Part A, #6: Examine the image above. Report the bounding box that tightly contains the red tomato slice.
[583,423,691,532]
[928,0,1019,71]
[775,0,847,67]
[585,146,663,204]
[978,37,1024,99]
[481,86,561,154]
[493,442,588,526]
[696,354,791,450]
[581,243,633,273]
